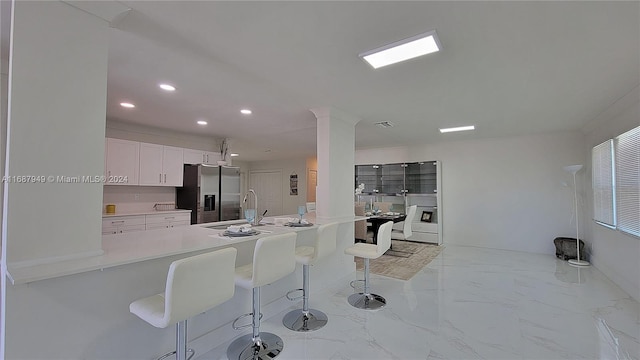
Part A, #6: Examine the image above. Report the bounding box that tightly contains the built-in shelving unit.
[355,161,442,244]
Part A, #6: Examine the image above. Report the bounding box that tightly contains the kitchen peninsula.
[6,213,359,285]
[4,215,360,359]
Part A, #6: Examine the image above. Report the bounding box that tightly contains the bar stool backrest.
[251,232,297,288]
[164,247,237,327]
[376,222,393,257]
[314,223,339,261]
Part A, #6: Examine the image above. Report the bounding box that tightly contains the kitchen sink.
[204,222,274,230]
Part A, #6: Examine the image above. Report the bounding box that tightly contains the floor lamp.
[564,164,590,267]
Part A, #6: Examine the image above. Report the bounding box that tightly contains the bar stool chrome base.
[227,332,284,360]
[282,308,328,332]
[348,292,386,310]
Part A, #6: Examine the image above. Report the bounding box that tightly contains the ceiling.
[8,1,640,161]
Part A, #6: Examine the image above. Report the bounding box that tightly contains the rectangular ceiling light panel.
[439,125,475,133]
[360,30,441,69]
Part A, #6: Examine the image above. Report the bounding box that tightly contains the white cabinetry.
[145,213,191,230]
[357,160,442,245]
[183,149,220,165]
[102,211,191,234]
[407,198,441,244]
[139,143,184,186]
[105,138,139,185]
[405,161,442,245]
[102,215,146,235]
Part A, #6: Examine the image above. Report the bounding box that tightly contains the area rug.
[355,241,443,281]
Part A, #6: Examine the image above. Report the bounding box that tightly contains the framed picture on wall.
[421,211,433,223]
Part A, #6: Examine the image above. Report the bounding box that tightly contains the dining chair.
[391,205,418,240]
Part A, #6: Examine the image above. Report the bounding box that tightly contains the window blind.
[592,140,615,226]
[615,126,640,237]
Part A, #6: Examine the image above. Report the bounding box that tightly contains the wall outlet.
[134,194,139,200]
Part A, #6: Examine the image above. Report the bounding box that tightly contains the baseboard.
[590,255,640,303]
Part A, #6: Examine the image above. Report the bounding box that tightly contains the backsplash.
[103,186,176,214]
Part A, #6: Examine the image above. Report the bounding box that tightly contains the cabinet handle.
[164,217,175,220]
[164,174,167,183]
[159,174,162,183]
[111,220,125,224]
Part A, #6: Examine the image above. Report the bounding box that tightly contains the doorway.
[249,170,283,216]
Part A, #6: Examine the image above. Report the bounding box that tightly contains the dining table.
[368,213,406,246]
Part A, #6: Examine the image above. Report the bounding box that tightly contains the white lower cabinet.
[102,215,146,235]
[145,213,190,230]
[408,222,439,243]
[102,212,191,234]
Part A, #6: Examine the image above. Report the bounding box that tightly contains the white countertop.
[102,209,191,217]
[7,214,357,285]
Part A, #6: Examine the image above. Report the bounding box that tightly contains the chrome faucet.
[243,189,259,225]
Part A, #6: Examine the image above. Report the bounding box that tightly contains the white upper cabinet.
[105,138,139,185]
[204,151,220,165]
[183,149,221,165]
[183,148,205,164]
[162,146,184,186]
[139,143,183,186]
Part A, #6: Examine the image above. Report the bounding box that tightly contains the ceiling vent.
[374,121,395,128]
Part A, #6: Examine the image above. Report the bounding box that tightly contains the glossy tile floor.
[200,245,640,360]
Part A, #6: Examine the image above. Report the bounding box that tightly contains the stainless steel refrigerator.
[177,164,241,224]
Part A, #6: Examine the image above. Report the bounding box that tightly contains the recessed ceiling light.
[230,153,239,157]
[439,125,475,133]
[120,102,135,108]
[159,83,176,91]
[240,109,252,115]
[197,120,208,125]
[360,30,441,69]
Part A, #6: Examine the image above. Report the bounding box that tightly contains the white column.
[2,1,126,358]
[2,1,121,266]
[311,107,360,223]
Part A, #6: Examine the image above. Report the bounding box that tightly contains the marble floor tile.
[199,245,640,360]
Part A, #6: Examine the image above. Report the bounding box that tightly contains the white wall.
[582,86,640,302]
[357,131,585,255]
[246,157,308,216]
[103,186,176,214]
[3,1,109,264]
[106,118,220,152]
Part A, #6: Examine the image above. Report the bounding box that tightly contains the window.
[592,140,615,226]
[593,125,640,237]
[615,126,640,237]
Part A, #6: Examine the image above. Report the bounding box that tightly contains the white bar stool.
[227,232,297,360]
[344,221,392,310]
[129,248,237,360]
[282,222,339,332]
